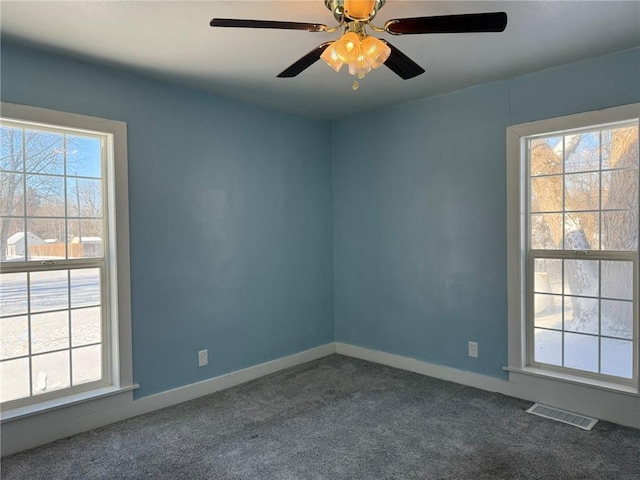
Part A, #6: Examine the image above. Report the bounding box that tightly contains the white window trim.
[506,103,640,395]
[0,102,137,421]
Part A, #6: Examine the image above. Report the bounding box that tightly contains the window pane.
[534,294,562,329]
[534,259,562,294]
[564,297,598,335]
[565,132,600,173]
[601,300,633,340]
[565,172,599,211]
[1,316,28,360]
[531,175,562,213]
[602,169,639,210]
[30,270,69,313]
[0,172,24,216]
[70,268,101,308]
[0,126,24,172]
[0,358,30,402]
[31,350,70,395]
[24,130,64,175]
[31,310,69,354]
[25,174,65,217]
[534,328,562,366]
[72,345,102,386]
[530,137,563,176]
[564,212,599,250]
[602,210,638,251]
[26,218,66,260]
[67,178,102,218]
[602,126,639,170]
[66,136,101,178]
[2,218,25,261]
[601,338,633,379]
[531,213,562,249]
[68,219,103,258]
[71,307,101,347]
[564,259,598,297]
[564,333,598,373]
[601,260,633,300]
[0,272,28,316]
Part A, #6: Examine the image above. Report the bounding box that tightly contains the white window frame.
[0,102,135,420]
[507,103,640,394]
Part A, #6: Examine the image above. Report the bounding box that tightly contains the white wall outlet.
[468,341,478,358]
[198,349,208,367]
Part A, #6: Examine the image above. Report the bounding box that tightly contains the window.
[0,103,132,412]
[507,104,639,390]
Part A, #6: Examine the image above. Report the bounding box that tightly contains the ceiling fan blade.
[210,18,327,32]
[381,41,425,80]
[277,43,333,78]
[385,12,507,35]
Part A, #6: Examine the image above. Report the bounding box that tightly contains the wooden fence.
[29,243,84,258]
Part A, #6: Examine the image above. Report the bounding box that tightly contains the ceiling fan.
[210,0,507,89]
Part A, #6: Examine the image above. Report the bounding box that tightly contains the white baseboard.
[335,342,511,394]
[335,342,640,429]
[1,343,335,456]
[3,340,637,456]
[132,343,335,414]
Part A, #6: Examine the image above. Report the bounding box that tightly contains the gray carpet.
[2,355,639,479]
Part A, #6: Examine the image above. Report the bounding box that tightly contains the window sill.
[0,384,140,423]
[503,366,638,397]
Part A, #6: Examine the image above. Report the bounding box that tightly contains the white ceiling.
[1,1,639,120]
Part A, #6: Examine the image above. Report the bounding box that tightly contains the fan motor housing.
[325,0,386,23]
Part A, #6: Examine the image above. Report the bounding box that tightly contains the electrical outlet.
[468,341,478,358]
[198,349,208,367]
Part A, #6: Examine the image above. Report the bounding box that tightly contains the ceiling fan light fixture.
[361,36,391,68]
[211,2,507,82]
[320,43,344,71]
[334,31,361,63]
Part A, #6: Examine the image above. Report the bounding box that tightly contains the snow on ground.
[0,268,102,402]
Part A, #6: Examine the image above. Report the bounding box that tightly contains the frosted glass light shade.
[334,32,361,63]
[320,43,344,72]
[361,36,391,68]
[344,0,377,20]
[348,53,372,77]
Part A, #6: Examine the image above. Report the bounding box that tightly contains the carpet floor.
[2,354,639,479]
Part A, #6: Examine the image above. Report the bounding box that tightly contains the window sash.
[0,262,111,409]
[1,119,108,266]
[525,250,638,386]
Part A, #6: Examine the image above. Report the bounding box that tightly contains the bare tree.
[1,127,67,260]
[530,127,638,332]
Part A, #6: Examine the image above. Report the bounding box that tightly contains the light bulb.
[320,43,344,72]
[334,32,361,64]
[361,36,391,69]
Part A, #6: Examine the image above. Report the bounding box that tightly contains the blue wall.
[2,41,638,395]
[333,48,640,379]
[1,43,335,397]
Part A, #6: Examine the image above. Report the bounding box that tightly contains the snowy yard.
[0,268,102,402]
